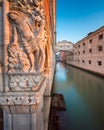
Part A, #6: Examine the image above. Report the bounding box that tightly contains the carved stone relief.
[9,74,45,91]
[7,0,49,90]
[0,96,40,113]
[0,95,40,105]
[8,0,48,73]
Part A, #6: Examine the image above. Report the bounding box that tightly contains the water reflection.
[53,62,104,130]
[56,63,67,82]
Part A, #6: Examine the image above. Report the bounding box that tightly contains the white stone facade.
[55,40,74,52]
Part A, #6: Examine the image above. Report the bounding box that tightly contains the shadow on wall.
[0,107,3,130]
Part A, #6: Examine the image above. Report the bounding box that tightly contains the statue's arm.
[12,25,18,44]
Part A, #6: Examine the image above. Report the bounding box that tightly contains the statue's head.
[8,11,24,23]
[35,16,41,23]
[9,11,19,19]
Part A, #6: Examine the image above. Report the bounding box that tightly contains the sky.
[57,0,104,43]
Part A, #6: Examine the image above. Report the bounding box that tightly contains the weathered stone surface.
[52,93,66,111]
[0,6,3,93]
[0,6,2,46]
[0,96,39,105]
[0,0,55,93]
[0,77,46,114]
[44,96,51,130]
[7,0,48,74]
[0,0,56,130]
[0,6,3,72]
[4,111,37,130]
[9,73,45,91]
[2,105,38,114]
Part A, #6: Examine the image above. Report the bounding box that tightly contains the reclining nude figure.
[8,10,47,73]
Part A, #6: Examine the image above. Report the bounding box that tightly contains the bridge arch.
[55,41,74,53]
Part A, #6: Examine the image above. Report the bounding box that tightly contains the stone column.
[3,0,10,92]
[3,97,43,130]
[0,0,56,130]
[0,3,3,92]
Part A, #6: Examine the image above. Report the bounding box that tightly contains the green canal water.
[53,62,104,130]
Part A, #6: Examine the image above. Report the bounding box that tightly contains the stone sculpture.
[7,0,48,90]
[8,0,48,73]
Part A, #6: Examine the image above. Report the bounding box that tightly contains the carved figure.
[8,0,48,73]
[35,15,48,72]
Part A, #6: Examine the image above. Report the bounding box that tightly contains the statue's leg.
[26,53,32,72]
[29,53,35,72]
[39,46,45,72]
[35,48,40,72]
[22,44,32,72]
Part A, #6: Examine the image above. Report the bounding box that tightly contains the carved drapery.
[7,0,49,90]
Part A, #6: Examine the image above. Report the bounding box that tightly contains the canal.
[53,62,104,130]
